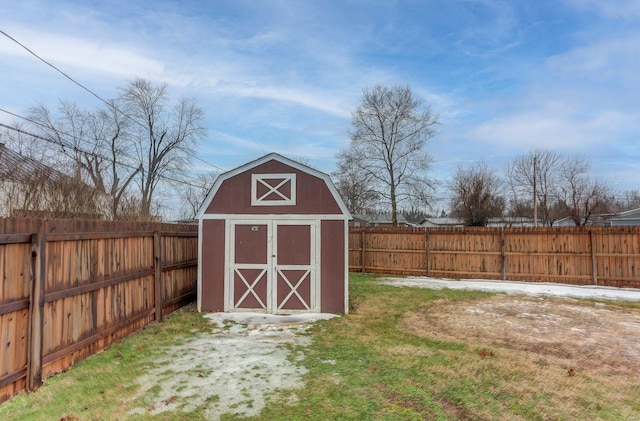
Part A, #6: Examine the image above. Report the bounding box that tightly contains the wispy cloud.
[0,26,172,83]
[449,0,523,57]
[214,83,351,118]
[545,35,640,85]
[563,0,640,19]
[1,0,639,189]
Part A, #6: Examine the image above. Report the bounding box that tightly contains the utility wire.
[0,107,215,188]
[0,29,115,112]
[0,122,207,189]
[0,29,227,172]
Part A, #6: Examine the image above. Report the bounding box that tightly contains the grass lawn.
[1,273,639,420]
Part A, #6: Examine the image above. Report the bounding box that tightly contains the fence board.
[0,217,198,404]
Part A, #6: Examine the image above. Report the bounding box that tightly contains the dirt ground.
[402,294,640,380]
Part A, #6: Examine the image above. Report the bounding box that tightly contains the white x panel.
[234,268,267,309]
[277,269,311,310]
[257,178,290,201]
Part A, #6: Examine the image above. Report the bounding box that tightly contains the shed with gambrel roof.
[196,153,351,314]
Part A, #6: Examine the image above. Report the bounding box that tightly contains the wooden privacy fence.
[349,226,640,288]
[0,218,198,403]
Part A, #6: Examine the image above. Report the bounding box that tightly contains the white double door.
[226,219,319,314]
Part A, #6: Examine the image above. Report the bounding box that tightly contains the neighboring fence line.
[0,217,198,403]
[349,226,640,288]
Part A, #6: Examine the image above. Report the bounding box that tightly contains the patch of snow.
[381,277,640,301]
[128,312,337,420]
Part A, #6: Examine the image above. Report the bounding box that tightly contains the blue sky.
[1,0,639,209]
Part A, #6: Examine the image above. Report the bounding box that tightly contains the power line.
[0,122,208,189]
[3,106,138,168]
[0,29,115,111]
[0,28,227,172]
[0,107,217,188]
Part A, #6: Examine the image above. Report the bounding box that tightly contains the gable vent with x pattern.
[251,173,296,206]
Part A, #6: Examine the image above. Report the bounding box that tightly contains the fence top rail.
[0,233,32,244]
[159,231,199,237]
[0,217,198,235]
[349,226,640,234]
[46,231,155,242]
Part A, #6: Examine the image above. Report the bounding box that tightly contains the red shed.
[196,153,351,314]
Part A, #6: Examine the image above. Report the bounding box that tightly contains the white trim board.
[199,214,349,221]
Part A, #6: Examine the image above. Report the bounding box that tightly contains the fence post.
[360,230,366,273]
[500,229,506,280]
[590,230,598,285]
[154,231,163,322]
[425,229,431,277]
[28,233,46,391]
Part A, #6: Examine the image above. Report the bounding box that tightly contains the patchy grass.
[257,274,640,420]
[1,274,639,420]
[0,306,213,421]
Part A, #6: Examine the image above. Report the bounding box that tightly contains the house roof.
[420,217,464,227]
[487,217,534,227]
[553,216,576,226]
[591,207,640,225]
[196,152,351,219]
[356,213,409,224]
[0,143,71,184]
[606,207,640,219]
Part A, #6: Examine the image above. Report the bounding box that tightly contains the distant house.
[0,143,67,183]
[487,217,534,228]
[0,143,105,218]
[419,217,464,228]
[350,215,369,227]
[551,216,577,227]
[548,209,640,227]
[351,213,412,227]
[591,208,640,226]
[418,216,534,228]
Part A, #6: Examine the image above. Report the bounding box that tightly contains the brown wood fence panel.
[0,218,198,404]
[350,226,640,288]
[429,228,502,279]
[0,239,31,403]
[160,232,198,315]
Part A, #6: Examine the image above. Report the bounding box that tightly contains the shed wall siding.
[204,161,342,215]
[320,219,346,313]
[201,219,225,311]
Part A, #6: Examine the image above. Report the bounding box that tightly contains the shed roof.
[196,153,351,219]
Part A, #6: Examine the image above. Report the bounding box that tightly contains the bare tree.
[344,84,438,225]
[86,103,141,218]
[506,149,562,226]
[29,101,141,219]
[449,162,504,226]
[332,149,380,215]
[612,189,640,212]
[557,155,611,226]
[0,139,102,218]
[119,78,205,219]
[400,205,429,225]
[179,172,219,219]
[29,101,88,180]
